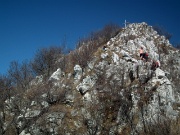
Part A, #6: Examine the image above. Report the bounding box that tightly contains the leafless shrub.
[92,69,132,134]
[0,79,26,135]
[158,43,170,55]
[25,83,50,101]
[56,55,68,72]
[174,43,180,49]
[0,75,13,135]
[0,74,12,101]
[127,35,137,41]
[31,46,63,79]
[165,55,180,92]
[46,87,66,105]
[153,25,172,40]
[99,23,121,42]
[69,43,96,69]
[77,23,121,49]
[138,116,180,135]
[63,23,121,74]
[8,60,33,91]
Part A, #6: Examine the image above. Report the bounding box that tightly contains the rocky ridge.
[3,22,180,135]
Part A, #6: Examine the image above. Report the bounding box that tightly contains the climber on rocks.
[143,52,149,62]
[151,59,160,71]
[139,47,144,60]
[139,47,148,62]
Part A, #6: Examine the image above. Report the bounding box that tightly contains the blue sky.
[0,0,179,74]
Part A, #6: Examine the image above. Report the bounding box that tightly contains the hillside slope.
[3,22,180,135]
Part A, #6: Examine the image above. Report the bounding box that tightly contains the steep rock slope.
[4,22,180,135]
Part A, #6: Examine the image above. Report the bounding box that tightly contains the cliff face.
[3,23,180,135]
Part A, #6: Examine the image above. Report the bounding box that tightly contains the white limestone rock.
[74,65,82,81]
[155,68,165,78]
[112,52,119,64]
[76,75,97,95]
[30,75,43,86]
[25,110,41,118]
[101,52,108,59]
[20,130,31,135]
[49,68,62,81]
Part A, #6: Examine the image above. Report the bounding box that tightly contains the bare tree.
[0,75,12,134]
[8,60,33,90]
[31,46,63,79]
[0,75,24,135]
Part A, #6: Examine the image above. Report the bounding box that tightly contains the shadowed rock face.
[3,22,180,135]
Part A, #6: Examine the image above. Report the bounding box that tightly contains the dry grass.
[118,124,131,135]
[48,104,71,113]
[4,125,17,135]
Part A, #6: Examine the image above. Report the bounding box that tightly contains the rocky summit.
[2,22,180,135]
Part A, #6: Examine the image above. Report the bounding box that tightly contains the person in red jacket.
[143,52,149,62]
[151,60,160,71]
